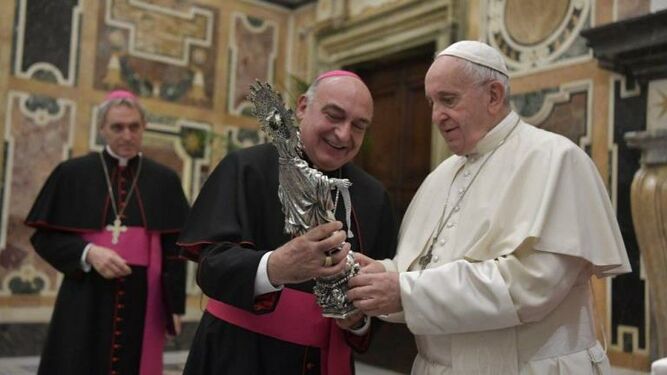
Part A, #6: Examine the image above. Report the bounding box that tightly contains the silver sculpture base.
[313,253,360,319]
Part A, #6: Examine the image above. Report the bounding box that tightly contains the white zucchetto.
[437,40,509,76]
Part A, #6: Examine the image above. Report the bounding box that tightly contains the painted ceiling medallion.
[488,0,590,71]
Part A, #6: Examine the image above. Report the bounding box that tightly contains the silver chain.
[418,118,520,271]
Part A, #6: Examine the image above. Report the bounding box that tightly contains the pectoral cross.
[418,251,433,271]
[106,217,127,244]
[418,235,438,271]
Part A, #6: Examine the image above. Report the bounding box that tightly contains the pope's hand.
[267,221,350,285]
[347,272,402,316]
[86,244,132,279]
[353,253,386,274]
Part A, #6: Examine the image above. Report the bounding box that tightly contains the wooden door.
[351,46,433,219]
[347,44,434,373]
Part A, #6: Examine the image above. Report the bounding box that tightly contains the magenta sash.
[207,288,351,375]
[82,228,165,375]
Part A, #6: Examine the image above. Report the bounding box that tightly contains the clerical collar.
[301,151,345,178]
[467,111,519,157]
[105,145,141,167]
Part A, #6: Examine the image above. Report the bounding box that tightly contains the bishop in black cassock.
[25,90,189,375]
[178,71,398,375]
[179,144,397,374]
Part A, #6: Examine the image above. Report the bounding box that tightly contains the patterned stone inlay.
[105,0,213,66]
[487,0,591,71]
[12,0,82,86]
[228,13,277,116]
[1,92,75,296]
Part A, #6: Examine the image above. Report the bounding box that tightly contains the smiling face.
[425,56,498,155]
[99,104,145,159]
[296,76,373,171]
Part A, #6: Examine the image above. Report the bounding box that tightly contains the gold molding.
[314,0,455,69]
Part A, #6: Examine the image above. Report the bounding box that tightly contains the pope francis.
[347,40,631,375]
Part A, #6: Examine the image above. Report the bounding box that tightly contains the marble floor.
[0,351,651,375]
[0,351,405,375]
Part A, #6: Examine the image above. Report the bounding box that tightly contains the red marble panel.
[1,94,75,295]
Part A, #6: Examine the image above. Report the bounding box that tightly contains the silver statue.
[248,81,359,318]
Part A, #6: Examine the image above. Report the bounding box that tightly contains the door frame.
[310,0,458,168]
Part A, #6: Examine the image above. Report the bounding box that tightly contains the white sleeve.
[379,258,397,272]
[347,315,371,335]
[254,251,284,297]
[496,248,587,323]
[80,243,93,272]
[399,248,586,335]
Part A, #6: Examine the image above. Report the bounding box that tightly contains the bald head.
[297,73,373,171]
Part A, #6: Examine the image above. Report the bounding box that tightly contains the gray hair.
[457,58,511,106]
[303,79,322,103]
[96,97,147,128]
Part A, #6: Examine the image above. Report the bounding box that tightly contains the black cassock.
[179,143,398,375]
[25,150,189,375]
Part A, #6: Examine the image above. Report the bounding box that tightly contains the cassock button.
[115,317,123,322]
[306,362,315,370]
[439,238,447,245]
[446,222,455,228]
[114,330,122,336]
[454,206,460,212]
[117,303,125,309]
[463,170,471,177]
[432,255,440,262]
[112,356,119,362]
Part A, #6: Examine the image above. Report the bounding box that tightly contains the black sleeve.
[196,242,268,310]
[161,232,187,315]
[179,148,283,311]
[30,229,88,275]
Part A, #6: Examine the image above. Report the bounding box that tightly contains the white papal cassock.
[381,111,631,374]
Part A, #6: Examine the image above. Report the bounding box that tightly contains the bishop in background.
[25,90,190,375]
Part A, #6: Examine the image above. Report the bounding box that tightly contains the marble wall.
[0,0,283,324]
[0,0,654,371]
[480,0,651,370]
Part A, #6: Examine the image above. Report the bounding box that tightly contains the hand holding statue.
[267,221,351,285]
[334,310,368,331]
[353,252,386,274]
[347,271,402,317]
